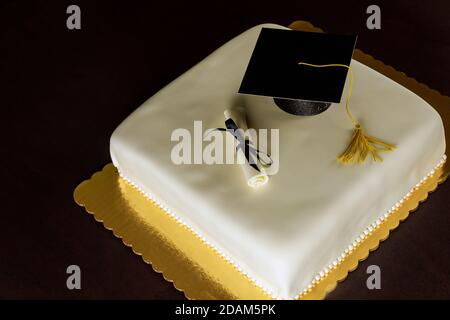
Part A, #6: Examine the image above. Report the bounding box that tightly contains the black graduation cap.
[239,28,357,116]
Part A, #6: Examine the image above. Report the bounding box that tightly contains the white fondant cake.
[110,24,446,298]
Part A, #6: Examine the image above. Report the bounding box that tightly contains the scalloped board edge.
[74,20,449,299]
[74,157,447,300]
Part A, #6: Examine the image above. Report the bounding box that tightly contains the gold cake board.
[74,21,450,300]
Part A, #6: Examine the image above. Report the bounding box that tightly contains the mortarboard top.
[238,28,357,108]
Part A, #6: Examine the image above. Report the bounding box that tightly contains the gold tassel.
[298,61,396,164]
[337,124,396,164]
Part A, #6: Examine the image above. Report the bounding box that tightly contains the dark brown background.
[1,0,449,299]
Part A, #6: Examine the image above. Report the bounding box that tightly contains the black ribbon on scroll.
[216,118,272,173]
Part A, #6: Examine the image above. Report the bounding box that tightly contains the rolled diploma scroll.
[224,108,269,188]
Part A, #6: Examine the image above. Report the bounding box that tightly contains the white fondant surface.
[110,24,446,298]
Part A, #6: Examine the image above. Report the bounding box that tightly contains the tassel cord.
[298,61,396,164]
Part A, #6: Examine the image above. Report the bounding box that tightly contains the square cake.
[110,24,446,299]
